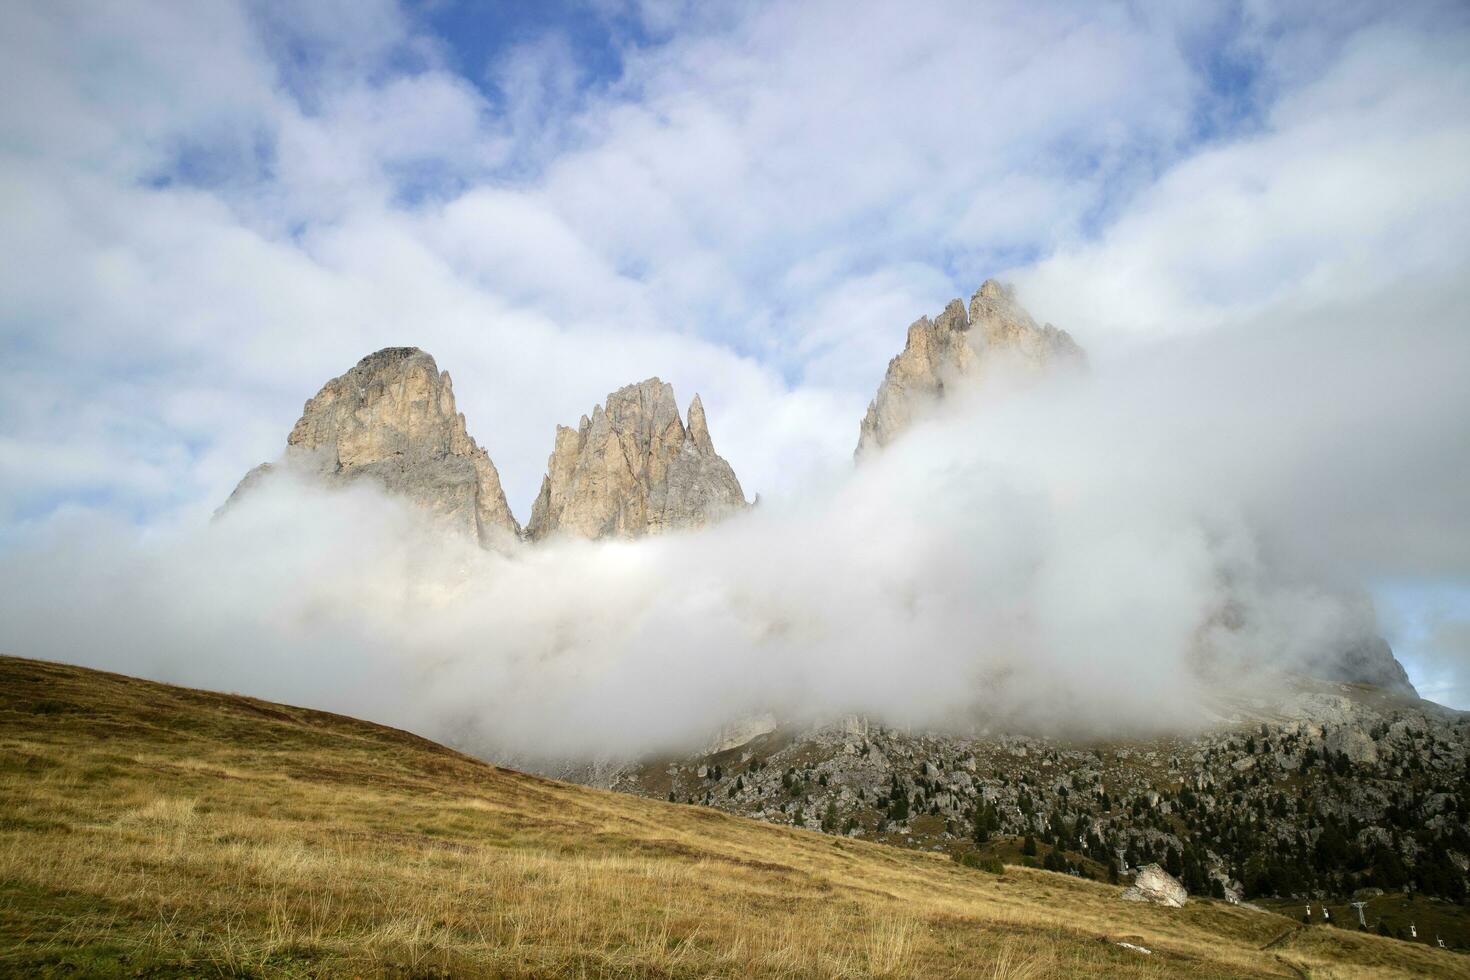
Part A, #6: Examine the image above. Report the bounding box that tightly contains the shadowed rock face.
[1325,636,1418,699]
[527,378,747,541]
[228,347,521,547]
[856,279,1084,456]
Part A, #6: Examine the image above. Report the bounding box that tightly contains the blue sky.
[1,0,1468,708]
[416,0,639,89]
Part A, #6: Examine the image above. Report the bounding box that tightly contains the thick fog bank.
[2,287,1467,763]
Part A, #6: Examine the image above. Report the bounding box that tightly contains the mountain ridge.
[224,282,1417,705]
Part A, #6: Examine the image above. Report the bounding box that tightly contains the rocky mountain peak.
[229,346,521,547]
[967,280,1083,364]
[856,281,1085,456]
[976,277,1008,300]
[527,378,747,541]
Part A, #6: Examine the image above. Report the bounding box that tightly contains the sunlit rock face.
[228,347,521,548]
[527,378,747,541]
[856,279,1085,456]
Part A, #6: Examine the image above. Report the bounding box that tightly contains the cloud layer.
[2,0,1468,712]
[4,284,1464,760]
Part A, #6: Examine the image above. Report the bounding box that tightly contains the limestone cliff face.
[229,347,521,547]
[856,279,1084,456]
[527,379,746,541]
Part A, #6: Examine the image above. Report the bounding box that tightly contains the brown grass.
[0,654,1464,978]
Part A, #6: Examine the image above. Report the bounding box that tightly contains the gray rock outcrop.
[856,279,1083,456]
[227,347,521,547]
[1120,863,1188,907]
[527,378,747,541]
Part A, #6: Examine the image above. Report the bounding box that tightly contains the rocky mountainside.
[604,679,1470,926]
[527,378,747,541]
[227,347,521,547]
[857,279,1084,456]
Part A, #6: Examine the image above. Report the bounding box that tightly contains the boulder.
[1120,864,1188,908]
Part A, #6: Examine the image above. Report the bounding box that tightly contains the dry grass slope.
[0,655,1464,978]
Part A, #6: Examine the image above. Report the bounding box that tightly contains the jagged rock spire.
[686,393,715,455]
[527,378,747,541]
[856,280,1084,456]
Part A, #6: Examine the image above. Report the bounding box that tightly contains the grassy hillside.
[0,656,1464,978]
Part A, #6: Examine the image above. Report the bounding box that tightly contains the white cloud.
[1014,20,1470,348]
[1,0,1467,706]
[5,290,1461,759]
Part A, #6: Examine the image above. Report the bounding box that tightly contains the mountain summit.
[228,347,521,546]
[527,378,747,541]
[857,279,1084,456]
